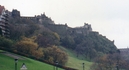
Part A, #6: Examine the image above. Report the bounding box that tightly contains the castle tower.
[12,9,20,18]
[83,23,92,31]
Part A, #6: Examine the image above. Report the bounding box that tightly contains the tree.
[0,36,13,49]
[9,24,27,40]
[36,31,60,47]
[61,35,75,49]
[32,47,44,59]
[9,18,40,40]
[25,23,40,36]
[91,54,115,70]
[14,37,43,58]
[43,46,68,65]
[91,51,129,70]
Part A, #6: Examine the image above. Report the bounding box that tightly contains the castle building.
[68,23,92,35]
[12,9,20,18]
[0,5,9,37]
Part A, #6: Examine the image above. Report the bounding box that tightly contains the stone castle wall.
[10,9,93,35]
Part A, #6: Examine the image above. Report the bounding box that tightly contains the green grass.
[59,46,93,70]
[66,56,92,70]
[0,52,63,70]
[0,46,93,70]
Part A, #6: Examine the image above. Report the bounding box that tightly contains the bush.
[0,36,13,49]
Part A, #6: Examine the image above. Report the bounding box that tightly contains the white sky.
[1,0,129,48]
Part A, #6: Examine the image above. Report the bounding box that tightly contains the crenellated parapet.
[10,9,54,24]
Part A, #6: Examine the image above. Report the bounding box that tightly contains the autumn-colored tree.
[14,37,43,58]
[31,47,43,59]
[43,46,68,65]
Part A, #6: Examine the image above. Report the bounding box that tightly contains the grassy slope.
[59,46,93,70]
[0,47,93,70]
[0,51,63,70]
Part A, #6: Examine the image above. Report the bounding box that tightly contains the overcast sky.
[1,0,129,48]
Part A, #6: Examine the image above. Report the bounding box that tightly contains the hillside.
[59,46,92,70]
[45,23,117,59]
[0,9,117,70]
[9,9,117,59]
[0,48,92,70]
[0,50,63,70]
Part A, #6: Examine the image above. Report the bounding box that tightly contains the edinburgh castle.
[8,9,95,36]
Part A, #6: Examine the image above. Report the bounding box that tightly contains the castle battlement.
[10,9,92,36]
[11,9,54,24]
[20,16,36,19]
